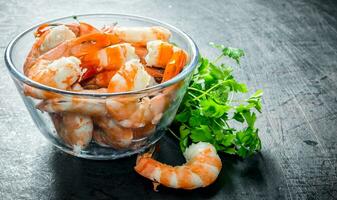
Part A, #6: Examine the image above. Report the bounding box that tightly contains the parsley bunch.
[170,44,263,158]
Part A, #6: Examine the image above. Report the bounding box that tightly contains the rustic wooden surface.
[1,0,337,199]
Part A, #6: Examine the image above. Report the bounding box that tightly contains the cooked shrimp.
[24,56,81,99]
[106,97,152,128]
[135,142,222,190]
[27,57,81,89]
[134,46,148,61]
[24,25,77,74]
[25,22,98,73]
[93,116,133,149]
[132,123,156,139]
[149,93,170,124]
[107,59,154,92]
[145,40,188,82]
[37,88,108,116]
[144,66,164,79]
[106,92,169,128]
[80,43,139,80]
[81,70,117,88]
[24,85,62,99]
[102,26,171,46]
[92,128,111,147]
[67,22,100,37]
[51,113,93,151]
[34,22,99,38]
[25,32,121,71]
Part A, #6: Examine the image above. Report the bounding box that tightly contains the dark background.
[0,0,336,199]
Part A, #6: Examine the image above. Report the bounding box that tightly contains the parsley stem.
[220,118,231,129]
[168,128,180,140]
[188,87,204,93]
[193,80,227,100]
[187,91,198,98]
[214,55,224,63]
[188,87,211,98]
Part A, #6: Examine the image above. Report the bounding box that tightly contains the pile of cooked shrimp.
[23,21,222,190]
[23,22,188,150]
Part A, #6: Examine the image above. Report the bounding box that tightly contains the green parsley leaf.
[172,43,263,158]
[190,125,213,143]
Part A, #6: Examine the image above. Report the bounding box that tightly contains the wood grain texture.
[0,0,336,199]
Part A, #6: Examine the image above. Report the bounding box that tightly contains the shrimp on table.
[51,112,93,151]
[135,142,222,190]
[24,56,81,99]
[145,40,189,82]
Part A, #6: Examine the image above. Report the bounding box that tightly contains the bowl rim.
[4,13,199,97]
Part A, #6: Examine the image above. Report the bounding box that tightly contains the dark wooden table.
[1,0,336,199]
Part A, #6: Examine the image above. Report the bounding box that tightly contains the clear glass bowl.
[4,14,199,160]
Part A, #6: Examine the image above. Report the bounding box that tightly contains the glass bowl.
[4,14,199,160]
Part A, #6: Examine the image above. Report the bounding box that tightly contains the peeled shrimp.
[25,32,121,71]
[34,22,99,38]
[24,25,76,74]
[102,26,171,46]
[103,58,164,128]
[145,40,188,82]
[37,88,108,116]
[107,59,154,93]
[81,70,117,88]
[80,43,139,80]
[106,97,152,128]
[106,92,169,128]
[27,57,80,89]
[24,56,81,99]
[25,22,99,73]
[132,123,156,139]
[51,113,93,151]
[93,116,133,149]
[135,142,222,190]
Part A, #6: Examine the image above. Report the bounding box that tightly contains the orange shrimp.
[24,25,76,74]
[101,26,171,46]
[145,40,189,82]
[135,142,222,190]
[37,87,108,116]
[93,116,133,149]
[24,22,99,74]
[92,128,111,147]
[144,66,164,79]
[81,70,117,88]
[106,92,169,129]
[132,123,156,139]
[34,22,99,38]
[80,43,139,80]
[51,113,93,151]
[106,97,152,128]
[24,32,121,73]
[107,59,154,93]
[24,56,81,99]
